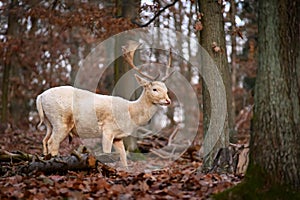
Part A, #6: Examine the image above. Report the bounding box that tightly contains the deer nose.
[165,99,171,105]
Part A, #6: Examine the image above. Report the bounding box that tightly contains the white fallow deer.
[36,43,173,167]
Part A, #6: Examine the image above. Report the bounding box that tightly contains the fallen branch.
[0,150,34,162]
[19,153,97,175]
[150,144,187,160]
[167,126,179,146]
[0,150,116,177]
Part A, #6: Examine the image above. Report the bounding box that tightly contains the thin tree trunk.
[114,0,141,152]
[1,62,10,125]
[1,1,18,125]
[199,0,234,171]
[230,0,237,90]
[229,0,237,141]
[121,0,139,20]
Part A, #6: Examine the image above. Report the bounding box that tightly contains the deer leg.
[102,131,114,154]
[42,118,52,155]
[47,125,69,156]
[113,139,128,168]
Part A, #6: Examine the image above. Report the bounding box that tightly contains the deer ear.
[135,74,150,87]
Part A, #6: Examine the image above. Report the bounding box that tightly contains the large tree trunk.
[199,0,234,171]
[250,0,300,187]
[215,0,300,198]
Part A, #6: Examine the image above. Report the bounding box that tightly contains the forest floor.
[0,107,251,199]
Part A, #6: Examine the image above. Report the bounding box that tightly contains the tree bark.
[229,0,237,138]
[5,0,39,127]
[113,0,141,152]
[251,0,300,188]
[230,0,237,90]
[121,0,139,20]
[215,0,300,198]
[0,150,116,176]
[199,0,234,171]
[1,59,10,125]
[1,1,18,125]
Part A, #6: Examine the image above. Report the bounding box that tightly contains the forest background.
[0,0,299,199]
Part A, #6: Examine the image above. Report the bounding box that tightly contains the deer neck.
[129,90,158,126]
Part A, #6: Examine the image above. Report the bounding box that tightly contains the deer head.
[135,74,171,105]
[122,41,173,106]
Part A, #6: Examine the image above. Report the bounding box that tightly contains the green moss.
[128,151,147,161]
[213,164,300,200]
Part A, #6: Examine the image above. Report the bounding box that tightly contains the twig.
[150,149,172,159]
[132,0,179,27]
[167,126,179,146]
[235,105,253,131]
[3,150,18,157]
[150,143,187,159]
[137,127,157,137]
[1,150,34,162]
[229,143,250,149]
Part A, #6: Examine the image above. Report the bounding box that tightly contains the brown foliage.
[1,1,137,127]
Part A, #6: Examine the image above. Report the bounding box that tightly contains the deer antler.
[161,48,175,82]
[122,41,159,81]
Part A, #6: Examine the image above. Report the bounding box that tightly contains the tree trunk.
[251,0,300,188]
[121,0,139,20]
[113,0,141,152]
[229,0,237,140]
[1,60,10,125]
[199,0,234,171]
[1,1,18,126]
[215,0,300,198]
[230,0,237,91]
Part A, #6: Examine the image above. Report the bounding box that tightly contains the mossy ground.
[214,164,300,200]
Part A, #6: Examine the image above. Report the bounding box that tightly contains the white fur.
[36,75,171,167]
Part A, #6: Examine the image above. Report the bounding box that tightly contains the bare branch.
[167,125,179,146]
[161,49,175,82]
[132,0,179,27]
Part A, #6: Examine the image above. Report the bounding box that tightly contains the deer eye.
[152,88,157,92]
